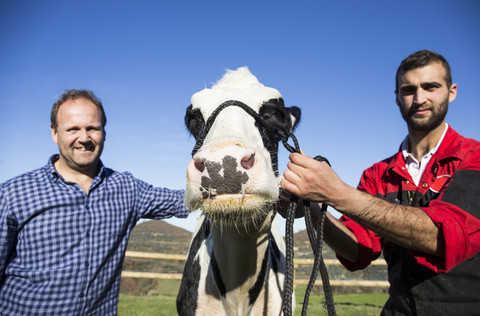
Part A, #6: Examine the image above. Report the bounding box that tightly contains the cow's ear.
[258,98,287,128]
[259,99,301,134]
[258,98,302,144]
[185,105,205,140]
[286,106,301,132]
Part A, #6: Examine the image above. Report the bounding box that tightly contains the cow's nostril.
[194,159,206,173]
[241,153,255,170]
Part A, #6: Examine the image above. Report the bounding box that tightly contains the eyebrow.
[400,81,442,92]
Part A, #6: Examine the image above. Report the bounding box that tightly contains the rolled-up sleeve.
[417,150,480,272]
[337,215,383,271]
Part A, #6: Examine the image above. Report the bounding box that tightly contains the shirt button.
[422,183,428,188]
[79,293,84,298]
[85,261,90,267]
[405,180,410,184]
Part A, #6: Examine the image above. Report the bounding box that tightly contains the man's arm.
[0,187,17,278]
[315,204,360,263]
[281,152,444,257]
[130,174,189,220]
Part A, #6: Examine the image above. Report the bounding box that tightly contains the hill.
[125,220,192,254]
[120,219,387,295]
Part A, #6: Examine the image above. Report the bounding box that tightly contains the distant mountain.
[126,220,192,254]
[121,219,388,295]
[126,219,333,258]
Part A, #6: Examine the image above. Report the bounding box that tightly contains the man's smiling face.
[51,97,105,174]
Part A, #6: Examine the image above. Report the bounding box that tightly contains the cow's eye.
[185,105,205,140]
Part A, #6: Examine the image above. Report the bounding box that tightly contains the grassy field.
[118,280,388,315]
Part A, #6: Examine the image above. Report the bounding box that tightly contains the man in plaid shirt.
[0,89,190,315]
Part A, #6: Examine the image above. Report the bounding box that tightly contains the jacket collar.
[387,125,463,177]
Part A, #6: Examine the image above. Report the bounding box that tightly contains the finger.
[283,169,302,184]
[286,161,305,177]
[280,178,300,196]
[290,152,316,169]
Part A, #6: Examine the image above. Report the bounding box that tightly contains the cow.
[177,67,301,315]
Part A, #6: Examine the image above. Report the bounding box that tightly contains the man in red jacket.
[281,50,480,315]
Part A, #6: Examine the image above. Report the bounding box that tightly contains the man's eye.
[400,87,415,95]
[424,84,440,91]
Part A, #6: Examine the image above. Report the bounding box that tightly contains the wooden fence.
[122,251,389,288]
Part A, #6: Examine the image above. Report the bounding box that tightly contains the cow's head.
[185,67,300,227]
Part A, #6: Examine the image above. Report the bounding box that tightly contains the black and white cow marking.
[177,67,300,315]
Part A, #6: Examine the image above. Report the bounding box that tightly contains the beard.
[399,97,449,131]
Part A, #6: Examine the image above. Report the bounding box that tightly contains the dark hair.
[395,50,452,92]
[51,89,107,129]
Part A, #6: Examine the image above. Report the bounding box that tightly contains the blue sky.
[1,0,479,233]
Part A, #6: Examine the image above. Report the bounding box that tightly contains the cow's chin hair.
[188,194,276,232]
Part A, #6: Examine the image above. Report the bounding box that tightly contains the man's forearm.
[336,187,444,257]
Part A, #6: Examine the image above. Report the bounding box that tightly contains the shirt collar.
[46,154,106,182]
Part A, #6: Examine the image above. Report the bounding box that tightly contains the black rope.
[281,133,337,316]
[301,156,336,316]
[191,100,277,156]
[282,198,297,316]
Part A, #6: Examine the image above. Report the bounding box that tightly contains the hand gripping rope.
[281,134,336,316]
[191,100,336,316]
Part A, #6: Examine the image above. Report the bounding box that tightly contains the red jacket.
[338,126,480,315]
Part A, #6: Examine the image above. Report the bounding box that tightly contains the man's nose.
[78,129,90,141]
[413,88,427,105]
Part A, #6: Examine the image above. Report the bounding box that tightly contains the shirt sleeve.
[0,186,18,277]
[417,148,480,272]
[130,175,190,220]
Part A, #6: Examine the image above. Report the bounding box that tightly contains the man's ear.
[51,125,58,144]
[449,83,458,103]
[395,90,400,107]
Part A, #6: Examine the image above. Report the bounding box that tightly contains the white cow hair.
[186,67,285,226]
[179,67,296,315]
[190,67,283,120]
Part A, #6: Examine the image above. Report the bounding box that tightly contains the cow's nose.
[192,146,257,173]
[241,152,255,170]
[193,157,206,173]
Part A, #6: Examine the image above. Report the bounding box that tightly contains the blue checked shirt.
[0,155,189,315]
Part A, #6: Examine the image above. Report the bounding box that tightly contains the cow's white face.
[185,67,300,226]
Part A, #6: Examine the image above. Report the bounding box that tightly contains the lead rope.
[281,133,336,316]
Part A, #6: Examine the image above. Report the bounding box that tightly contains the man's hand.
[280,152,351,210]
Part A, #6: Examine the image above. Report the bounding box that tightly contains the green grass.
[118,295,177,316]
[118,280,388,315]
[293,292,388,316]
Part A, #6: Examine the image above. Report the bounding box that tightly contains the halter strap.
[191,100,293,156]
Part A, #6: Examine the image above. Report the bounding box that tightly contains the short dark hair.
[51,89,107,129]
[395,50,452,92]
